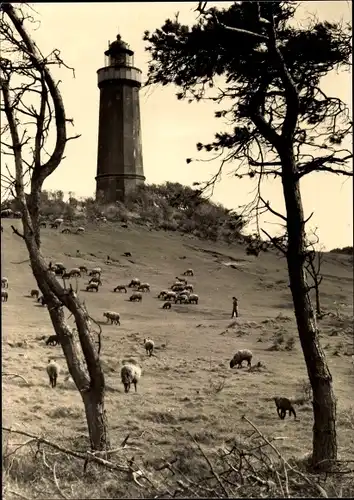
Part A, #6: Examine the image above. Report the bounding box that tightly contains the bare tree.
[143,1,353,468]
[0,3,109,451]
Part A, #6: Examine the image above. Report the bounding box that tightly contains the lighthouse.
[95,34,145,203]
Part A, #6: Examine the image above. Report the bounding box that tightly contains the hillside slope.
[2,219,353,497]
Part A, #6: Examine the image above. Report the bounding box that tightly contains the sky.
[1,1,353,250]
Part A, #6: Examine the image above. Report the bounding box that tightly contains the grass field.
[2,218,353,498]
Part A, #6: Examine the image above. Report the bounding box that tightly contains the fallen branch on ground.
[2,373,29,384]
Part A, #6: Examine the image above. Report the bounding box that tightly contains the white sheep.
[76,227,85,233]
[158,290,168,299]
[128,278,141,288]
[144,338,154,356]
[175,293,190,304]
[183,268,194,276]
[188,293,199,304]
[184,284,194,293]
[46,359,60,388]
[138,282,150,292]
[103,311,120,325]
[165,291,177,301]
[129,291,143,302]
[68,267,81,278]
[121,361,142,393]
[54,218,64,226]
[230,349,253,369]
[1,277,8,288]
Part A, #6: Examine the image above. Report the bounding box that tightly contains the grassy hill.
[2,218,353,498]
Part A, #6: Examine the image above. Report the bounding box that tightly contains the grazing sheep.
[79,265,88,274]
[55,262,66,271]
[229,349,253,369]
[162,301,171,309]
[86,283,99,292]
[158,290,168,299]
[30,289,39,299]
[175,293,190,304]
[183,268,194,276]
[89,267,102,277]
[175,276,187,284]
[13,211,21,218]
[1,209,13,217]
[274,397,297,420]
[50,222,59,229]
[188,293,199,304]
[165,291,177,301]
[137,283,150,292]
[39,222,46,228]
[184,284,194,293]
[121,362,142,393]
[2,277,9,288]
[62,272,72,280]
[123,252,132,257]
[113,285,127,293]
[76,227,85,233]
[46,359,60,388]
[103,311,121,325]
[128,278,141,288]
[1,290,8,302]
[61,228,72,234]
[171,283,185,292]
[54,218,64,226]
[89,277,102,286]
[55,267,65,276]
[129,291,142,302]
[68,268,81,278]
[144,338,154,356]
[46,335,60,346]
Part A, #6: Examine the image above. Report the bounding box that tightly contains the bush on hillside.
[329,246,353,255]
[1,182,247,244]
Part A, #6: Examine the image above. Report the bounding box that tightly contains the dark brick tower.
[95,34,145,203]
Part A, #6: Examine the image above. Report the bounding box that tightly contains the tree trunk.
[281,152,337,469]
[314,282,322,317]
[22,227,110,451]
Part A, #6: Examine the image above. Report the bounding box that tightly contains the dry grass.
[2,219,353,498]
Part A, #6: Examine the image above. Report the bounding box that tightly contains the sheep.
[188,293,199,304]
[103,311,120,325]
[39,222,47,228]
[54,218,64,226]
[86,283,99,292]
[128,278,140,288]
[113,285,127,293]
[144,338,154,356]
[175,293,190,304]
[2,277,9,288]
[46,335,60,346]
[162,301,171,309]
[62,272,72,280]
[183,268,194,276]
[137,283,150,292]
[55,267,65,276]
[184,284,194,293]
[171,283,185,292]
[123,252,132,257]
[89,267,102,277]
[158,290,168,299]
[76,227,85,234]
[46,359,60,388]
[121,362,142,393]
[55,262,66,271]
[129,291,142,302]
[68,267,81,278]
[79,265,88,274]
[274,397,297,420]
[165,291,177,301]
[229,349,253,369]
[175,276,187,284]
[50,222,59,229]
[13,211,21,218]
[89,277,102,286]
[61,228,72,234]
[1,208,13,217]
[1,290,8,302]
[30,289,39,299]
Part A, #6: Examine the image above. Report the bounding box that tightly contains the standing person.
[231,296,239,318]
